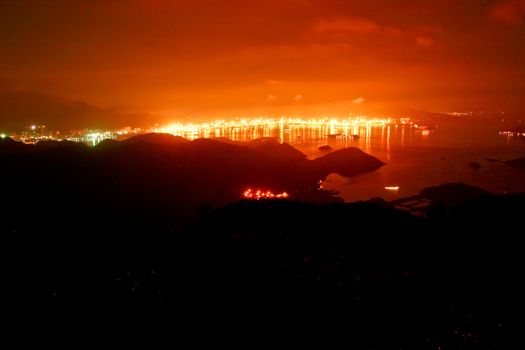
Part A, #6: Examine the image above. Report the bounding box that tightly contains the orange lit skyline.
[1,0,524,130]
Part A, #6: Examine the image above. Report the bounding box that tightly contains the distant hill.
[120,133,188,145]
[505,156,525,170]
[0,89,162,131]
[420,183,491,207]
[313,147,386,177]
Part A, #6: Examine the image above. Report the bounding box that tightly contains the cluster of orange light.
[155,117,408,140]
[500,131,525,137]
[8,116,412,145]
[243,189,289,200]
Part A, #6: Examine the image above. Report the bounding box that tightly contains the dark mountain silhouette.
[3,177,522,347]
[469,161,483,169]
[0,136,28,153]
[506,156,525,169]
[312,147,386,177]
[120,132,188,145]
[419,183,490,206]
[1,134,522,347]
[389,183,493,215]
[0,89,105,130]
[33,139,90,152]
[245,138,307,161]
[0,135,384,229]
[0,89,163,131]
[93,138,121,149]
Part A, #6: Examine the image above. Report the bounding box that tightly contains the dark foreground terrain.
[1,136,522,347]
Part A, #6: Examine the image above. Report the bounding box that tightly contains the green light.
[0,133,6,139]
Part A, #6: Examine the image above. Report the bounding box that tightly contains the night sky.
[1,0,524,120]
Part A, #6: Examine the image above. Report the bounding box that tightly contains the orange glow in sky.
[1,0,524,131]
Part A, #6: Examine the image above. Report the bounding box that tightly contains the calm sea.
[169,118,525,201]
[291,121,525,201]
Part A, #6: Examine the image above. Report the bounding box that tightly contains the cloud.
[294,94,304,102]
[416,36,435,48]
[314,18,381,34]
[488,0,525,25]
[267,94,278,102]
[352,96,365,105]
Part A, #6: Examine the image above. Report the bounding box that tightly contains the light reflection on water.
[172,119,525,202]
[206,120,525,202]
[304,122,525,202]
[211,122,420,160]
[158,118,407,159]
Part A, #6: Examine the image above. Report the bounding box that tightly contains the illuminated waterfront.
[154,117,411,144]
[6,117,414,150]
[5,116,525,203]
[243,189,289,200]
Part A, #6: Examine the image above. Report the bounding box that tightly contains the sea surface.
[214,119,525,202]
[300,122,525,201]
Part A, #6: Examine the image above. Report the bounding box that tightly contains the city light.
[4,116,414,146]
[500,131,525,138]
[155,117,406,139]
[243,188,289,200]
[152,117,412,144]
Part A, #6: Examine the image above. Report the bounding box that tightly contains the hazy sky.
[1,0,524,118]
